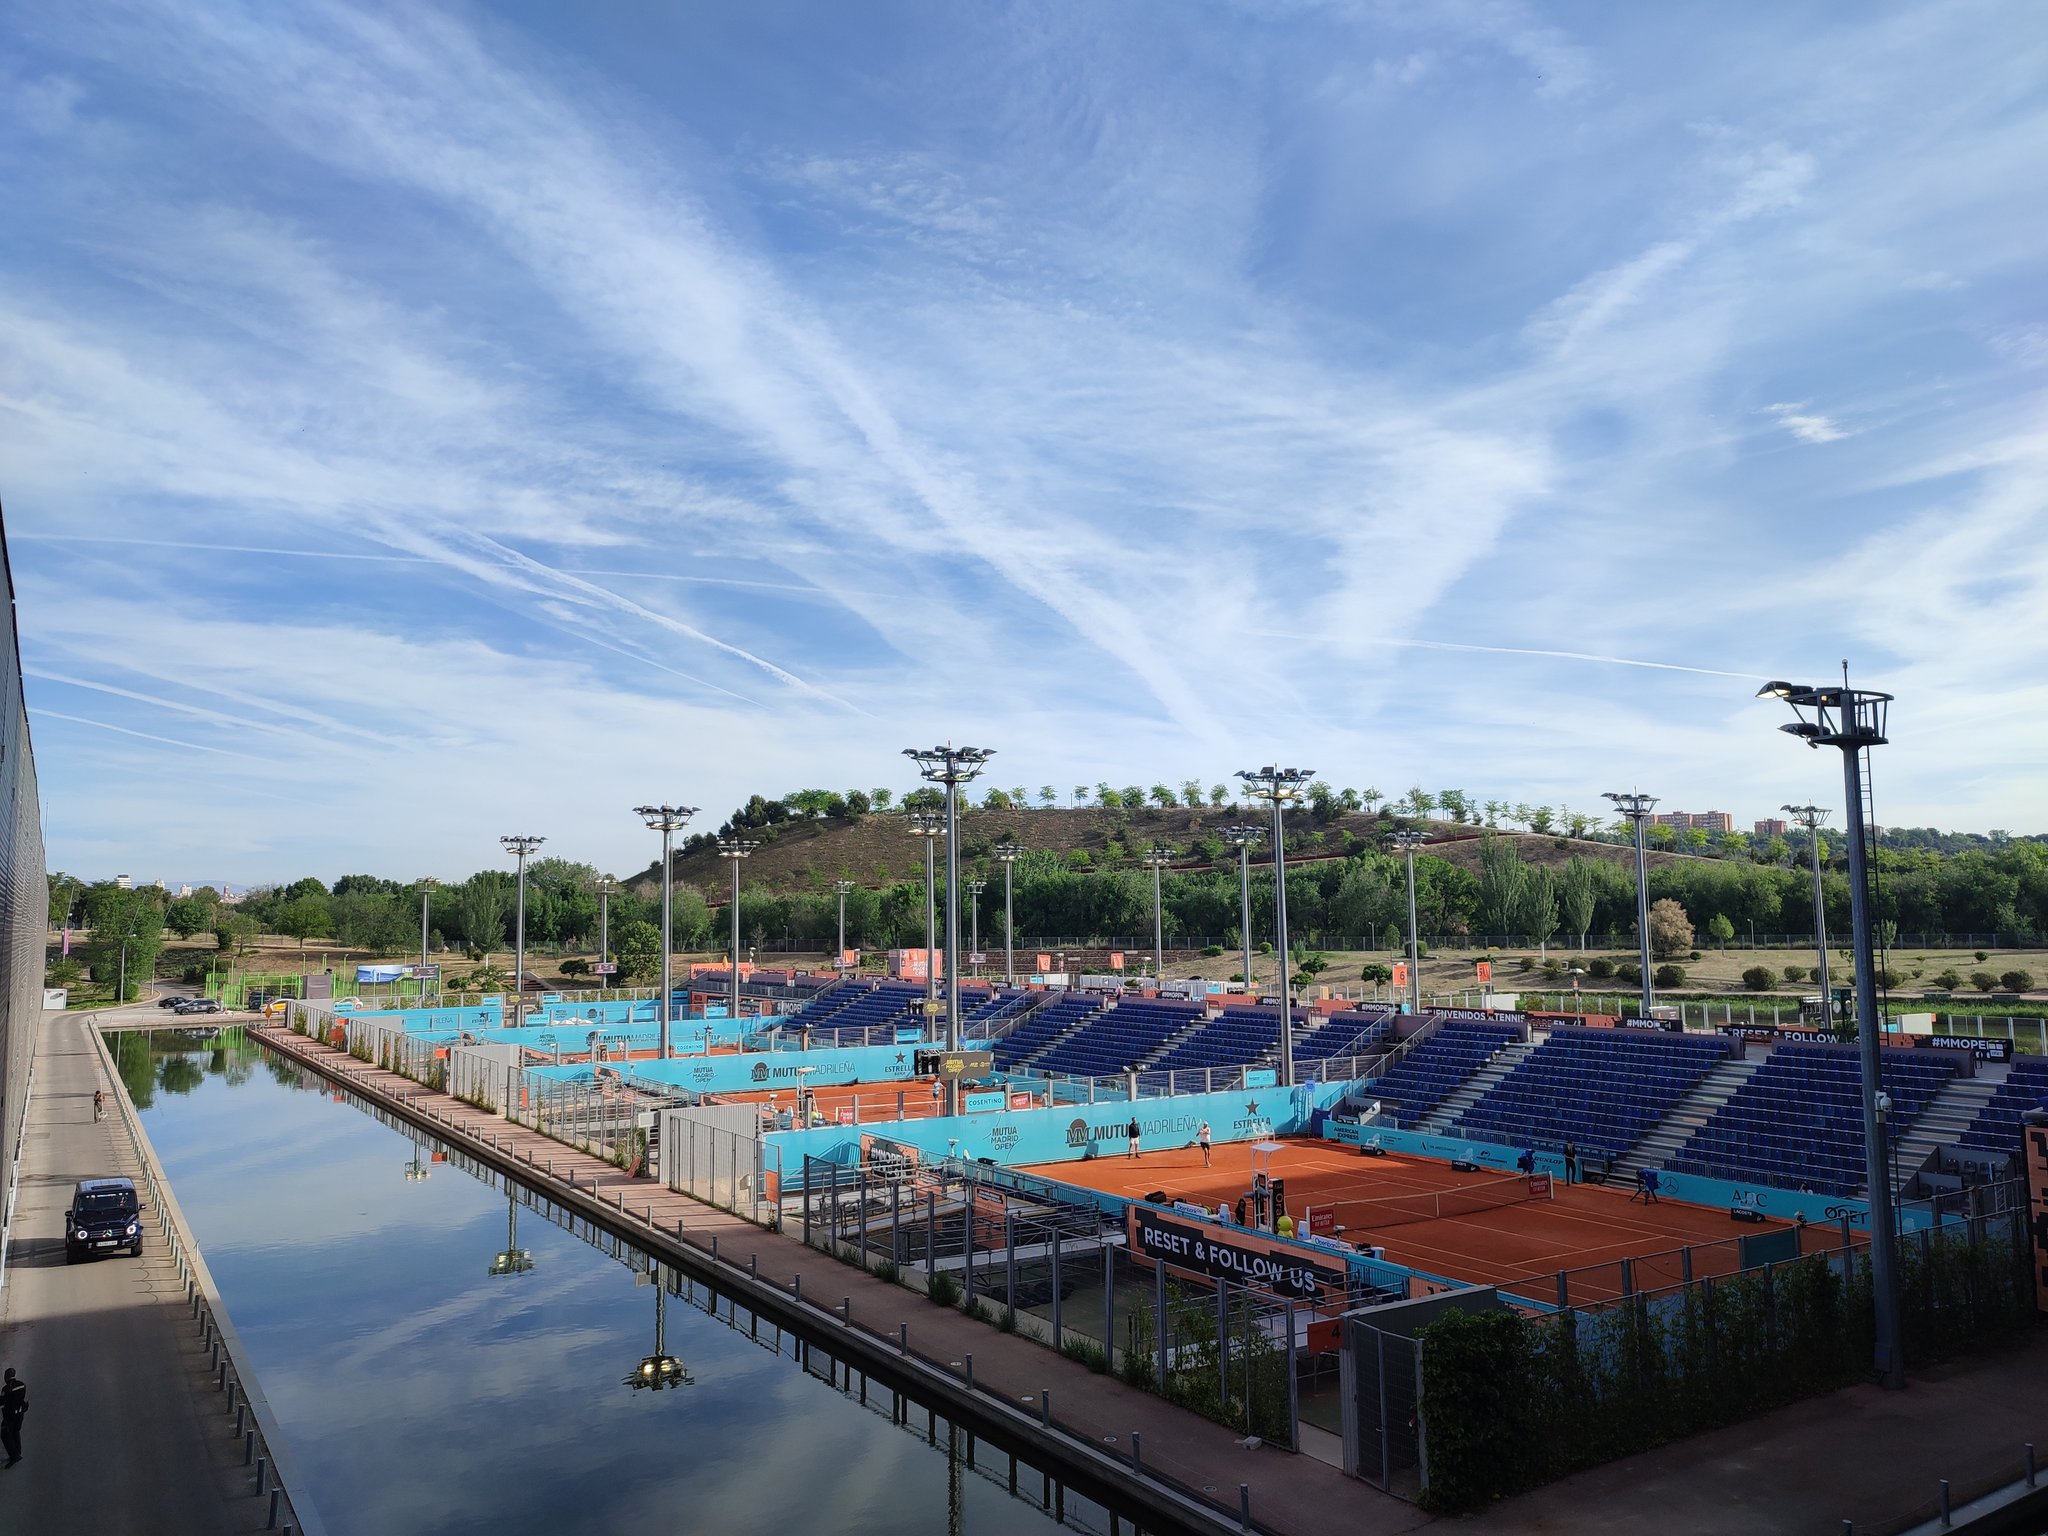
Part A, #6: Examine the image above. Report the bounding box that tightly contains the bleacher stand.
[1031,996,1205,1078]
[1669,1042,1961,1196]
[1453,1027,1735,1159]
[1147,1005,1302,1074]
[1295,1010,1394,1065]
[1956,1058,2048,1157]
[1367,1020,1525,1128]
[992,992,1109,1069]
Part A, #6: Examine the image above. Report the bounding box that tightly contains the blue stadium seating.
[1669,1043,1961,1196]
[991,992,1110,1068]
[1956,1058,2048,1155]
[1030,996,1206,1078]
[1452,1027,1735,1159]
[1366,1020,1525,1128]
[1295,1010,1394,1064]
[1146,1005,1304,1073]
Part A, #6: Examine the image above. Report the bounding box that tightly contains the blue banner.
[630,1041,924,1096]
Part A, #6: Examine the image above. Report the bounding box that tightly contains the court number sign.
[1129,1206,1346,1301]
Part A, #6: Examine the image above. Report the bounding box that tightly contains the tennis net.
[1335,1174,1553,1231]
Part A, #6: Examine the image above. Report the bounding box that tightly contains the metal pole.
[515,848,528,1012]
[1271,793,1295,1085]
[944,778,963,1114]
[924,831,938,1023]
[599,881,610,975]
[1841,743,1904,1388]
[1239,840,1254,996]
[731,856,742,1023]
[659,826,673,1060]
[1005,857,1016,987]
[1790,805,1833,1027]
[1633,816,1652,1017]
[1152,853,1166,978]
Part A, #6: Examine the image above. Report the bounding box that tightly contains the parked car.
[156,995,185,1009]
[172,998,222,1015]
[65,1177,142,1262]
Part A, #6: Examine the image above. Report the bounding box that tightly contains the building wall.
[0,505,50,1251]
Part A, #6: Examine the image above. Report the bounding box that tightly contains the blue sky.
[4,0,2044,885]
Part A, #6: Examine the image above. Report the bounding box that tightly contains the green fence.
[1412,1189,2038,1512]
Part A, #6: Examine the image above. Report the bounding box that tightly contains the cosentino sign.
[1127,1206,1346,1301]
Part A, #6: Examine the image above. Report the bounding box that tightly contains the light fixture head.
[635,804,699,832]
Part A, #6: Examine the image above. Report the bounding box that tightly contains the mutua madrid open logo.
[690,1064,715,1086]
[750,1061,770,1084]
[1066,1118,1090,1148]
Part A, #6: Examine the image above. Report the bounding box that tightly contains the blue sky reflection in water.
[134,1039,1115,1536]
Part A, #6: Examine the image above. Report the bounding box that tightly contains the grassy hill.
[629,806,1698,900]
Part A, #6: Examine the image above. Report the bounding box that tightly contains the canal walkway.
[249,1023,2048,1536]
[0,1009,277,1534]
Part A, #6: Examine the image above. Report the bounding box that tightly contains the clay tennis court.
[1024,1135,1824,1301]
[704,1078,1053,1124]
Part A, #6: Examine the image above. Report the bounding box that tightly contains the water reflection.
[135,1037,1134,1536]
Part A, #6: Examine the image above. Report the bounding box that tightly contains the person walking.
[1197,1120,1212,1168]
[1,1367,26,1467]
[1564,1141,1578,1184]
[1126,1115,1141,1159]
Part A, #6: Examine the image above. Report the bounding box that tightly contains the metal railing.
[89,1024,326,1536]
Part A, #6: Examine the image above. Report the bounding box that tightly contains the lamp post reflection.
[488,1189,533,1277]
[624,1265,692,1392]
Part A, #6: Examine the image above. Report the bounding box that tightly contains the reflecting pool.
[129,1032,1131,1536]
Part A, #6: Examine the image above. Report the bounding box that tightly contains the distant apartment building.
[1754,817,1788,838]
[1652,810,1735,834]
[114,874,132,889]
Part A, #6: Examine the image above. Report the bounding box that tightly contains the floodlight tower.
[992,843,1025,986]
[1759,673,1902,1389]
[907,812,945,1023]
[1236,766,1314,1086]
[1220,824,1263,998]
[596,877,615,977]
[1143,846,1176,978]
[635,804,699,1060]
[1601,793,1658,1020]
[715,837,758,1026]
[964,879,986,977]
[416,877,439,995]
[1388,829,1427,1014]
[1784,804,1833,1024]
[833,879,855,967]
[905,745,995,1115]
[499,836,545,1025]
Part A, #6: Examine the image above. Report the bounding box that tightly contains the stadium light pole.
[596,877,614,978]
[908,812,945,1027]
[993,843,1025,986]
[1602,794,1658,1020]
[833,880,855,969]
[1144,846,1175,979]
[906,745,995,1116]
[500,836,544,1025]
[1760,675,1904,1390]
[1388,829,1427,1015]
[1237,767,1313,1087]
[416,877,438,995]
[1785,804,1833,1026]
[716,838,758,1026]
[1221,824,1262,997]
[964,879,986,978]
[636,805,699,1061]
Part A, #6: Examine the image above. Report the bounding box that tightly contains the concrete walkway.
[252,1023,2048,1536]
[0,1011,270,1533]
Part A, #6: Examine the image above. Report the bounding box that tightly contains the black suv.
[64,1177,143,1262]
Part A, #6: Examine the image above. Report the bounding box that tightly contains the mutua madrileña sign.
[1127,1205,1346,1301]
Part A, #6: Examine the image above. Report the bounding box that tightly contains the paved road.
[0,1009,268,1533]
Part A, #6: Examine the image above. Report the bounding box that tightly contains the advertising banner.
[917,1048,996,1080]
[1127,1205,1346,1301]
[1923,1033,2015,1063]
[2026,1118,2048,1313]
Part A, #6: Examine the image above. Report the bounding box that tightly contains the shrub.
[926,1272,961,1308]
[559,957,590,977]
[1616,962,1642,985]
[1743,966,1777,991]
[1999,970,2034,993]
[1587,958,1614,980]
[1782,964,1806,983]
[1647,898,1694,960]
[1689,950,1702,962]
[1259,941,1273,955]
[1931,968,1962,991]
[1975,950,1989,963]
[1970,970,2000,993]
[1360,963,1393,984]
[1542,958,1563,980]
[1517,957,1535,973]
[1201,944,1224,957]
[1808,966,1823,983]
[1654,964,1687,989]
[1876,966,1902,989]
[1060,1337,1108,1372]
[873,1258,899,1284]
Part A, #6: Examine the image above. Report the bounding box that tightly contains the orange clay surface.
[1023,1136,1817,1298]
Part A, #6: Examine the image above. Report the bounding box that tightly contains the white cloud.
[1764,401,1849,444]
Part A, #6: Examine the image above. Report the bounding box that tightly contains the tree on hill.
[1040,786,1058,809]
[1477,833,1532,936]
[1526,866,1559,957]
[1648,898,1694,960]
[1557,856,1598,948]
[454,876,509,955]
